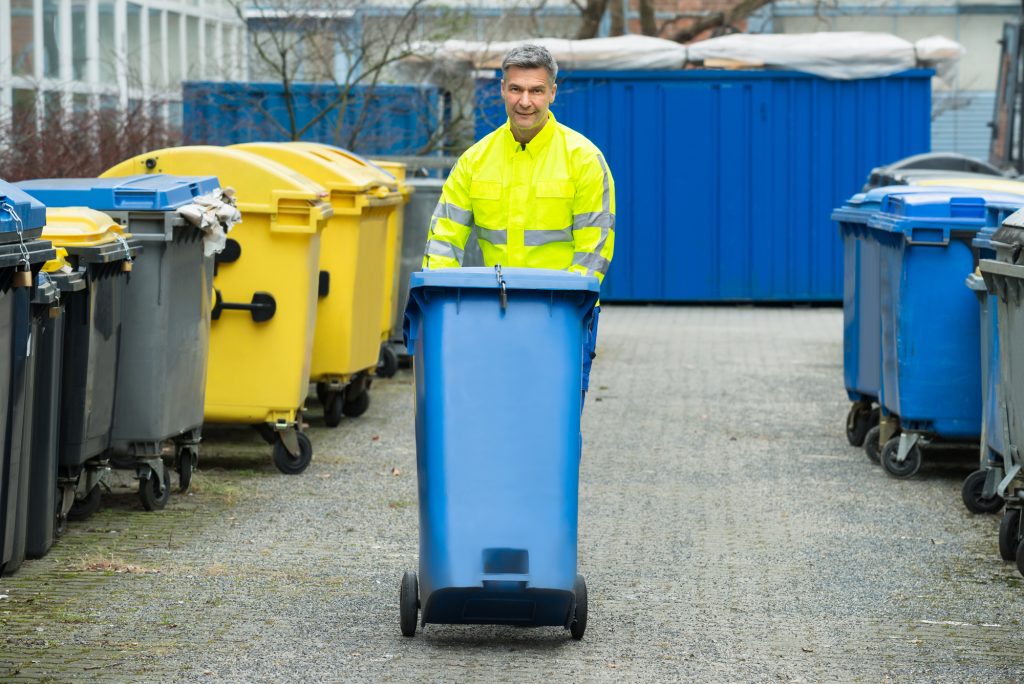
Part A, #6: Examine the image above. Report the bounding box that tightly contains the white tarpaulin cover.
[404,32,963,80]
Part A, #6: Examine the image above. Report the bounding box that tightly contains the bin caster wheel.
[961,469,1003,514]
[176,446,197,493]
[68,485,102,522]
[863,425,882,464]
[846,404,877,447]
[342,389,370,418]
[999,509,1021,561]
[569,574,588,640]
[378,345,398,379]
[273,432,313,474]
[1015,539,1024,577]
[315,382,329,407]
[400,570,419,637]
[881,438,921,479]
[139,463,170,511]
[323,392,344,428]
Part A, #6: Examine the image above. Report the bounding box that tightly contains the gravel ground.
[2,305,1024,682]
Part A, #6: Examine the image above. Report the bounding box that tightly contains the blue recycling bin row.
[833,185,1024,485]
[0,174,227,577]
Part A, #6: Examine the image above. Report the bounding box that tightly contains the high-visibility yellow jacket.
[423,112,615,283]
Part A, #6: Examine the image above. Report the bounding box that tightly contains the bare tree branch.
[671,0,774,43]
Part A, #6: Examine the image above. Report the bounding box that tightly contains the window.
[186,16,199,79]
[12,89,37,134]
[127,3,143,85]
[99,1,117,82]
[149,9,164,88]
[72,0,88,80]
[43,0,60,78]
[167,13,182,83]
[10,0,34,77]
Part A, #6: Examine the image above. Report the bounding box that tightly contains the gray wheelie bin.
[20,175,226,510]
[26,267,83,558]
[38,208,140,524]
[0,183,56,576]
[981,210,1024,573]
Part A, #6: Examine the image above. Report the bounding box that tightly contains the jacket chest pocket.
[470,180,503,226]
[533,180,574,229]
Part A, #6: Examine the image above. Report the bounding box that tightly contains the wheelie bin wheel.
[139,462,170,511]
[569,574,588,640]
[176,445,197,493]
[378,344,398,379]
[273,432,313,474]
[863,425,882,464]
[400,570,419,637]
[342,389,371,418]
[68,485,102,521]
[1015,539,1024,577]
[846,404,876,447]
[999,509,1021,561]
[323,392,344,428]
[961,469,1003,514]
[881,438,921,479]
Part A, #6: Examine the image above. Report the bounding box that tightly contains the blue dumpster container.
[400,266,599,639]
[870,192,994,478]
[19,175,221,508]
[0,182,56,576]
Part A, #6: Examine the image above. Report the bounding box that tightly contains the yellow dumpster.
[101,146,332,474]
[233,142,403,427]
[915,177,1024,194]
[369,160,412,378]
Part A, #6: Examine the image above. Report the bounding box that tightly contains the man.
[422,44,615,403]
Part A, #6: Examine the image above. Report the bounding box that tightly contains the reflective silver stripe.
[524,226,573,246]
[476,226,508,245]
[597,154,611,214]
[425,239,464,262]
[432,201,474,229]
[572,251,611,276]
[572,211,614,230]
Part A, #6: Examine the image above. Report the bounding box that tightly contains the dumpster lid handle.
[495,264,507,310]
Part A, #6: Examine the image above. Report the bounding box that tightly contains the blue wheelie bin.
[0,182,56,576]
[870,192,1001,478]
[401,266,599,639]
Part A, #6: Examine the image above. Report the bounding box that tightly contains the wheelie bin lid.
[285,143,396,185]
[0,180,47,243]
[410,267,600,294]
[0,236,56,270]
[832,185,1007,226]
[42,208,141,263]
[868,192,1018,242]
[17,175,221,211]
[915,177,1024,196]
[233,143,400,200]
[100,146,333,230]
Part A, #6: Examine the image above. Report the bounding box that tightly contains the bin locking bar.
[211,289,277,323]
[1,199,32,288]
[494,264,507,311]
[114,234,134,272]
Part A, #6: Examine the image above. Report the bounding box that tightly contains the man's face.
[501,66,557,136]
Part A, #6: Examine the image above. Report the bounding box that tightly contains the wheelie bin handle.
[114,234,134,272]
[494,264,507,311]
[1,199,32,288]
[211,289,277,323]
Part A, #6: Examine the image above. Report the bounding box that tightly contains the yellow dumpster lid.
[100,146,333,220]
[41,246,71,273]
[234,142,396,197]
[916,177,1024,195]
[284,142,399,190]
[42,207,128,247]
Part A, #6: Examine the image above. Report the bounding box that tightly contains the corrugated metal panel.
[182,81,442,156]
[476,70,933,302]
[932,91,997,162]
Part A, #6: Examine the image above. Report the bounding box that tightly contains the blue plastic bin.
[870,192,994,477]
[401,267,599,638]
[19,175,221,509]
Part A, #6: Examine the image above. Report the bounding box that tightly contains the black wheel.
[176,446,196,493]
[1015,538,1024,577]
[863,425,882,464]
[272,432,313,474]
[999,509,1021,561]
[881,438,922,479]
[961,469,1004,514]
[138,463,170,511]
[315,382,328,407]
[342,389,371,418]
[323,392,344,428]
[400,571,418,637]
[569,574,587,640]
[378,345,398,379]
[67,485,102,521]
[846,404,875,447]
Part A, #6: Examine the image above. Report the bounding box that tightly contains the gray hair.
[501,44,558,83]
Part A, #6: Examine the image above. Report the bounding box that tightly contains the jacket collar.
[503,111,558,156]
